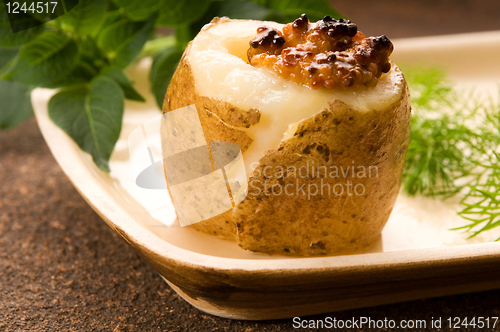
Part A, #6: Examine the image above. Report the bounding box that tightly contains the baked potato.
[162,16,411,256]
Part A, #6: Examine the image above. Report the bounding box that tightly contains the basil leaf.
[149,47,183,109]
[101,66,145,102]
[157,0,210,27]
[48,76,124,172]
[59,0,107,35]
[265,0,342,22]
[0,80,33,129]
[2,31,80,86]
[113,0,165,21]
[0,3,44,47]
[97,17,155,68]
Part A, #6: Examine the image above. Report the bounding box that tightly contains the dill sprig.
[402,65,500,239]
[402,66,491,197]
[455,152,500,240]
[403,108,478,196]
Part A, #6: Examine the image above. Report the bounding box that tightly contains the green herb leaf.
[0,47,19,73]
[48,76,124,171]
[456,153,500,240]
[149,47,183,109]
[157,0,210,27]
[141,35,176,57]
[173,24,194,50]
[101,66,145,102]
[41,61,96,88]
[402,66,500,198]
[97,17,155,68]
[78,38,109,71]
[265,0,342,22]
[2,31,80,86]
[59,0,107,35]
[42,37,111,89]
[113,0,165,21]
[0,80,33,129]
[403,111,478,197]
[92,10,123,37]
[0,3,44,48]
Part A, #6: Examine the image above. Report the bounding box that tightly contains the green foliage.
[0,42,34,130]
[97,16,155,68]
[101,66,145,102]
[403,66,500,197]
[403,112,475,197]
[140,35,175,56]
[455,153,500,240]
[0,47,19,73]
[0,80,33,129]
[2,31,80,85]
[48,76,124,171]
[59,0,107,35]
[157,0,210,27]
[113,0,165,21]
[404,66,500,239]
[0,0,342,171]
[0,3,44,48]
[149,47,183,108]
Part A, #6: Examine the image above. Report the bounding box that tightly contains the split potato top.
[184,17,405,176]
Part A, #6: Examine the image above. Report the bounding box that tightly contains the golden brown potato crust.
[163,27,411,255]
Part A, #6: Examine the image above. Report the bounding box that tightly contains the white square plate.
[33,31,500,320]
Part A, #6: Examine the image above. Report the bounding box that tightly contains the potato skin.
[164,47,257,153]
[163,44,257,240]
[234,87,411,255]
[164,21,411,255]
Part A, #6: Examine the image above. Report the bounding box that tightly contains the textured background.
[2,1,500,331]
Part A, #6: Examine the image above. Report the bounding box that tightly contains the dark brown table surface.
[2,1,500,331]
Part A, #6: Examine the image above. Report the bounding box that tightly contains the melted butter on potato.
[188,19,405,176]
